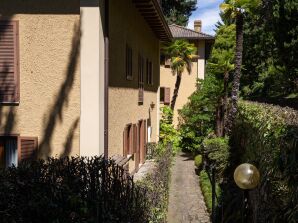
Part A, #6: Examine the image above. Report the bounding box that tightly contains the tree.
[162,40,197,111]
[160,0,197,26]
[240,0,298,99]
[207,24,236,137]
[220,0,260,134]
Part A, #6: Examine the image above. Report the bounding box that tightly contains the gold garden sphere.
[233,163,260,190]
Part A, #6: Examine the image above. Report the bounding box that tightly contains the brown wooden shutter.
[128,125,133,155]
[0,21,19,103]
[164,87,171,105]
[138,54,144,104]
[133,124,137,154]
[19,137,38,161]
[123,126,129,156]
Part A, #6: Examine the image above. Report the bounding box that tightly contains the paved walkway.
[167,152,210,223]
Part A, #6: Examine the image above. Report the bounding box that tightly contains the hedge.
[222,101,298,222]
[0,156,149,223]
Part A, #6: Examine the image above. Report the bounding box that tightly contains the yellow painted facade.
[0,0,81,157]
[108,0,160,165]
[160,40,207,126]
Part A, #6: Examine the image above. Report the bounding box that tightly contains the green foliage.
[159,106,180,153]
[202,137,230,179]
[137,144,173,223]
[178,24,235,152]
[241,0,298,98]
[199,170,221,213]
[0,156,149,222]
[160,0,197,26]
[221,101,298,222]
[162,39,197,75]
[194,154,202,169]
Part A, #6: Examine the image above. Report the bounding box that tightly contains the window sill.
[0,102,20,106]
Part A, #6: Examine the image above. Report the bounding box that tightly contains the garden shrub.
[221,101,298,223]
[194,154,203,169]
[201,137,230,180]
[159,106,180,154]
[0,156,149,223]
[137,144,173,223]
[199,170,221,213]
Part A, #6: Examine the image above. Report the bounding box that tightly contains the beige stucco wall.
[80,0,105,156]
[160,40,206,126]
[0,0,81,158]
[108,0,160,159]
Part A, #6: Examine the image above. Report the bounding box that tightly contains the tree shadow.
[60,117,79,158]
[39,23,81,158]
[0,61,16,136]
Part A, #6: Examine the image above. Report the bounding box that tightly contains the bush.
[221,101,298,223]
[199,170,221,213]
[137,144,173,223]
[0,156,149,223]
[159,106,180,154]
[202,137,230,180]
[194,155,203,169]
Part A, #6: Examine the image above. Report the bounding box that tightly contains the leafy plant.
[194,154,203,169]
[159,106,180,154]
[162,40,197,110]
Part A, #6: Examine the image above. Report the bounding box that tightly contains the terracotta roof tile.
[169,24,214,40]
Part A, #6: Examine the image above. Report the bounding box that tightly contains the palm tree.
[163,40,197,111]
[220,0,260,134]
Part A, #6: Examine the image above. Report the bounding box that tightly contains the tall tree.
[162,40,197,111]
[160,0,197,26]
[220,0,260,135]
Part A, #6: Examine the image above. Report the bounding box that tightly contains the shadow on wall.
[39,23,81,158]
[61,117,80,158]
[0,58,16,136]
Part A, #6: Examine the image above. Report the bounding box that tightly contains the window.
[123,124,138,157]
[146,59,153,85]
[126,44,133,80]
[0,21,19,103]
[160,87,171,105]
[0,136,37,168]
[138,54,144,104]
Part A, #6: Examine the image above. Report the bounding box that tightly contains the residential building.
[0,0,171,173]
[160,21,215,126]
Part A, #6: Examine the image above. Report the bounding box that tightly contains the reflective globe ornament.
[233,163,260,189]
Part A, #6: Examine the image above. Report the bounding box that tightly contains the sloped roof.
[133,0,172,42]
[169,24,214,40]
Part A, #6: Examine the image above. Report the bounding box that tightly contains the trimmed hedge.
[0,156,149,223]
[137,144,173,223]
[199,170,221,213]
[222,101,298,222]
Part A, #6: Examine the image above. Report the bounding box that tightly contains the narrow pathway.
[167,152,210,223]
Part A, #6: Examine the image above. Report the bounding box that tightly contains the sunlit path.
[167,152,210,223]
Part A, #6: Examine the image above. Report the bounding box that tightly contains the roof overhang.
[132,0,172,42]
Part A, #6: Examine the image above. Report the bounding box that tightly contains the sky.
[187,0,223,35]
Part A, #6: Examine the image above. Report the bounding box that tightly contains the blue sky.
[187,0,223,35]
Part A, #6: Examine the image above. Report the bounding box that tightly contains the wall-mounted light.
[150,101,155,110]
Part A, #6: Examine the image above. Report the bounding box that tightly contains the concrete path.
[167,152,210,223]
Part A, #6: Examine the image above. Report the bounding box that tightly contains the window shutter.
[0,21,19,103]
[138,54,144,104]
[133,124,137,154]
[164,87,171,105]
[123,126,129,156]
[128,125,133,155]
[19,137,38,161]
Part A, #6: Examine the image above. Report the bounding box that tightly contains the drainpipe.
[104,0,109,159]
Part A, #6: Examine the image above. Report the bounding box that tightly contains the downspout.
[104,0,109,159]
